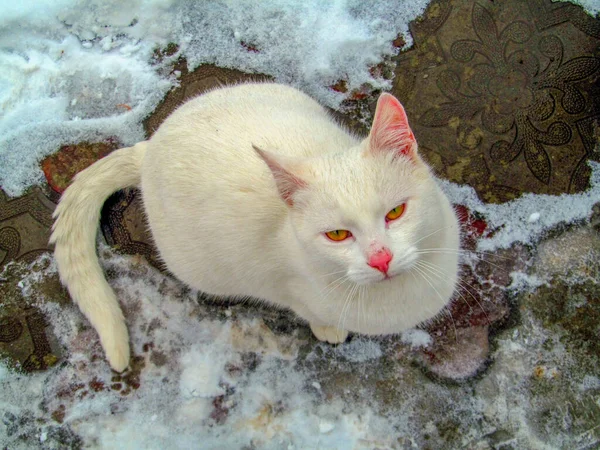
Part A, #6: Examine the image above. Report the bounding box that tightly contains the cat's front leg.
[282,283,349,344]
[309,323,349,344]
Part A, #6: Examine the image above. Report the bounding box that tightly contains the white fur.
[51,83,459,372]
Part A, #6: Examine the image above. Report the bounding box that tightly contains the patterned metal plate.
[393,0,600,202]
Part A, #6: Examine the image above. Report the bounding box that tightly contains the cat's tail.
[50,142,148,372]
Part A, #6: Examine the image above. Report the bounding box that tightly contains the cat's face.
[255,92,440,285]
[290,148,435,285]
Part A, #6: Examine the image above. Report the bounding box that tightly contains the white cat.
[50,83,460,372]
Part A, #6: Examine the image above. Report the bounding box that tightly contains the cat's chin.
[349,272,397,286]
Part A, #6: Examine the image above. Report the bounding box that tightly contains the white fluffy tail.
[50,142,147,372]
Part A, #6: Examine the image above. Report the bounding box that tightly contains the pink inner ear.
[369,93,417,157]
[253,145,307,207]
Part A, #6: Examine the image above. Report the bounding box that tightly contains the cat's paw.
[310,324,348,344]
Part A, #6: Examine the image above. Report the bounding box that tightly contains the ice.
[580,375,600,391]
[173,0,428,104]
[312,336,383,362]
[0,33,171,196]
[319,419,336,434]
[2,207,599,447]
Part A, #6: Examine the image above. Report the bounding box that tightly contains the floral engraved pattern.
[420,3,599,185]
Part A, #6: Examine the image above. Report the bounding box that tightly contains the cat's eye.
[325,229,352,242]
[386,203,406,222]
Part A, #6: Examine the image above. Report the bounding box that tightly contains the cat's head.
[255,93,445,285]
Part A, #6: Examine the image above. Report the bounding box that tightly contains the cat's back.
[142,82,358,209]
[151,82,355,159]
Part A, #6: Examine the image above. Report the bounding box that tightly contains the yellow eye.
[325,229,351,241]
[386,203,406,222]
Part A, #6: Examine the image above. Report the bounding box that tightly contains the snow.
[319,419,336,434]
[2,226,596,448]
[179,346,227,399]
[400,328,432,349]
[320,337,383,362]
[440,161,600,251]
[1,250,405,449]
[554,0,600,16]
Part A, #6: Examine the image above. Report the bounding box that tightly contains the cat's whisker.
[335,282,352,332]
[416,249,509,273]
[416,260,491,326]
[346,283,360,334]
[444,308,459,340]
[360,285,367,334]
[319,274,351,300]
[357,284,366,334]
[342,283,359,336]
[356,284,362,334]
[419,247,511,261]
[417,247,512,273]
[411,263,458,343]
[416,259,475,312]
[336,282,355,336]
[417,259,486,306]
[317,269,348,279]
[412,224,456,247]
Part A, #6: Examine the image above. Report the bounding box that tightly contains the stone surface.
[100,189,162,270]
[529,227,600,373]
[393,0,600,202]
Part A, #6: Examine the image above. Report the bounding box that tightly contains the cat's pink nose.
[367,248,392,273]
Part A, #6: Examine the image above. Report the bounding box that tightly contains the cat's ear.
[253,145,307,207]
[368,93,417,159]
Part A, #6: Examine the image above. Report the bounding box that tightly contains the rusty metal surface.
[0,187,57,268]
[393,0,600,202]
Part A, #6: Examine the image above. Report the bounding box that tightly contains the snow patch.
[334,337,383,362]
[401,328,432,349]
[0,364,10,380]
[554,0,600,16]
[440,162,600,251]
[179,346,227,399]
